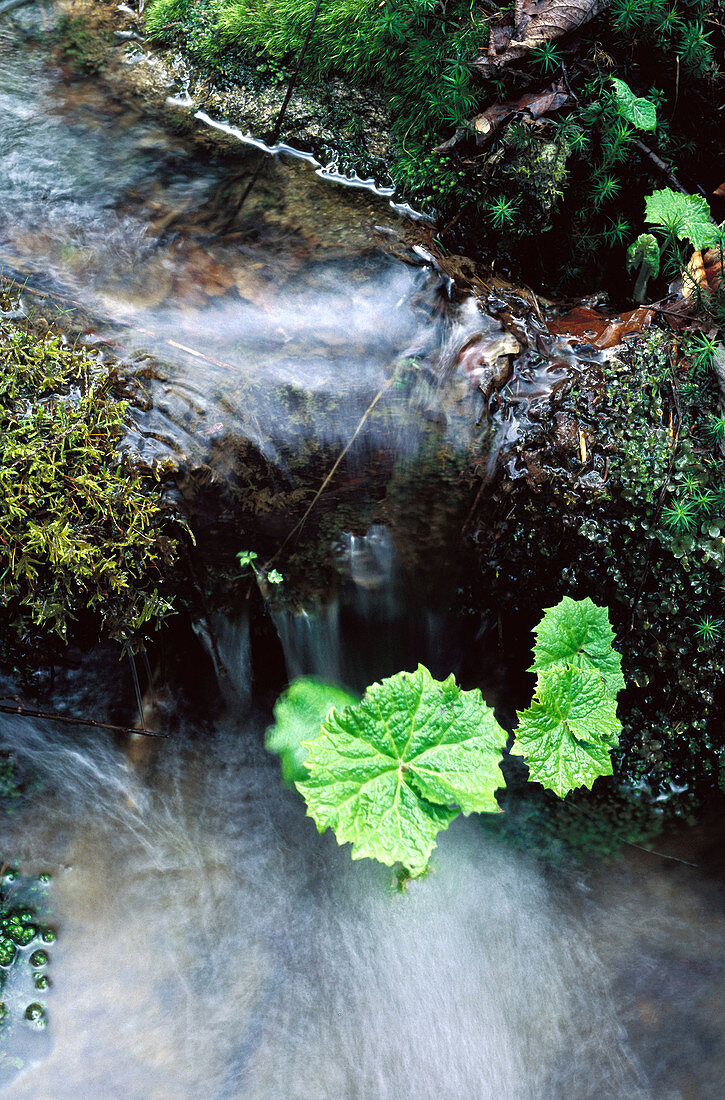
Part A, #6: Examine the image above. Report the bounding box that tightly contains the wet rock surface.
[58,0,394,184]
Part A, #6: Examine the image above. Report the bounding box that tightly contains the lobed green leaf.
[645,188,720,250]
[265,677,358,785]
[296,665,507,875]
[530,596,625,700]
[611,78,657,131]
[512,664,621,798]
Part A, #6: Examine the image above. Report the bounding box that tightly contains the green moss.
[0,283,183,668]
[145,0,722,287]
[482,779,664,867]
[469,327,725,806]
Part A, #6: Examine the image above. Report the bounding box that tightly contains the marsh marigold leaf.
[512,664,621,797]
[645,189,720,250]
[611,78,657,131]
[265,677,358,785]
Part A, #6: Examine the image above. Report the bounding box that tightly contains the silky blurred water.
[2,647,725,1100]
[0,693,640,1100]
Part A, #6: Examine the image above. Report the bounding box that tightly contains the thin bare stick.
[126,644,147,731]
[0,700,168,738]
[633,139,690,195]
[265,378,393,568]
[230,0,324,219]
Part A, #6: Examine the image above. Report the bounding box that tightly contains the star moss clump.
[0,288,181,668]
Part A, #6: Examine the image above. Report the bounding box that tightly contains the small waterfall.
[192,613,252,705]
[270,525,439,692]
[270,600,343,685]
[339,523,398,622]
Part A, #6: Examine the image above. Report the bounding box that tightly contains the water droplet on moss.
[24,1002,45,1027]
[0,937,16,967]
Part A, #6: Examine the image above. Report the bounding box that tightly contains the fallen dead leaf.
[437,81,569,150]
[456,330,521,392]
[547,305,653,348]
[683,245,724,299]
[476,0,610,72]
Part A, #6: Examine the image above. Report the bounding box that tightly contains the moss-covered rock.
[0,281,183,670]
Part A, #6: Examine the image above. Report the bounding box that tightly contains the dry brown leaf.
[713,182,725,198]
[435,82,568,151]
[683,246,724,299]
[474,81,569,138]
[476,0,610,71]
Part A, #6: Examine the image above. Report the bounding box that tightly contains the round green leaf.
[611,78,657,131]
[266,677,358,785]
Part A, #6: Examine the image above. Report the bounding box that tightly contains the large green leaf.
[611,78,656,131]
[512,664,621,798]
[296,665,507,875]
[530,596,625,700]
[265,677,357,785]
[645,188,720,250]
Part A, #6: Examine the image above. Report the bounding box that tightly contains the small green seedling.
[236,549,284,586]
[627,233,660,302]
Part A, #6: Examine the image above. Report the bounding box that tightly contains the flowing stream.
[2,6,725,1098]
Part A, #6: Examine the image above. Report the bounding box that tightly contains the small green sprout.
[591,173,621,209]
[567,127,588,154]
[603,215,632,247]
[704,411,725,442]
[485,194,519,229]
[612,0,646,33]
[680,473,701,495]
[662,497,698,532]
[658,5,684,37]
[236,550,258,571]
[693,615,722,647]
[679,20,714,76]
[692,487,716,516]
[687,332,720,375]
[237,549,283,586]
[605,120,635,163]
[529,41,561,73]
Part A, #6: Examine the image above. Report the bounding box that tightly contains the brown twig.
[228,0,324,220]
[264,377,393,568]
[633,139,690,196]
[0,700,168,738]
